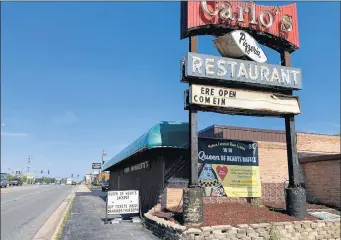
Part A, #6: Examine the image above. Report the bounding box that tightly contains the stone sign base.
[144,210,340,240]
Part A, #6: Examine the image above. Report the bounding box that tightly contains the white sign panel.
[214,30,268,63]
[107,190,139,215]
[189,84,301,115]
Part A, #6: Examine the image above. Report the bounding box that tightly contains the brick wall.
[258,141,287,183]
[258,133,340,184]
[301,157,341,208]
[297,133,341,153]
[161,188,183,210]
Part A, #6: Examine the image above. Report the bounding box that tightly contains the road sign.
[106,190,139,215]
[92,163,101,169]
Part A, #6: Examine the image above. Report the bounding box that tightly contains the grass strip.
[53,197,74,240]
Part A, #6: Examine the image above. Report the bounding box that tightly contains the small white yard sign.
[107,190,139,215]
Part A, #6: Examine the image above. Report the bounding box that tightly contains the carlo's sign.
[180,1,299,52]
[214,30,267,63]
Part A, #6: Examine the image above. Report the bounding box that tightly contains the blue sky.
[1,2,340,178]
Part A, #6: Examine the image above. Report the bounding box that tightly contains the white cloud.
[52,111,79,125]
[1,131,29,137]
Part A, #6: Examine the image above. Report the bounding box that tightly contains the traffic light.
[41,170,43,174]
[77,174,79,177]
[71,174,73,178]
[48,170,50,174]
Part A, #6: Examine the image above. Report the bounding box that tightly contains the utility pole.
[27,155,32,173]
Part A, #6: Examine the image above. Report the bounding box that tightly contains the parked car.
[1,179,7,188]
[1,173,7,188]
[101,180,110,192]
[9,178,23,186]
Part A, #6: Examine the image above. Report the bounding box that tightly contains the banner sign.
[180,1,299,53]
[189,84,301,116]
[107,190,139,215]
[92,163,101,169]
[198,138,261,198]
[182,52,302,90]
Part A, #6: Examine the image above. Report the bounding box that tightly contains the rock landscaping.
[144,203,341,240]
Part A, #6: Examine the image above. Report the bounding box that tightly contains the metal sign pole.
[139,196,142,220]
[105,193,108,224]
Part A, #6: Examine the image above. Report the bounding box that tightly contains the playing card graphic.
[216,165,228,181]
[199,163,216,180]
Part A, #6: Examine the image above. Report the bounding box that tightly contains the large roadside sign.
[106,190,139,215]
[92,163,101,169]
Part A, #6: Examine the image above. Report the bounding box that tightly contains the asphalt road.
[1,184,74,240]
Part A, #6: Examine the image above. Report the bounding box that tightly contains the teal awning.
[103,121,189,171]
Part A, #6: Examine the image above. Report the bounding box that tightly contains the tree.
[7,173,13,180]
[22,175,28,183]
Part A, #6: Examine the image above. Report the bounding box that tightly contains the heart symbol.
[216,166,228,181]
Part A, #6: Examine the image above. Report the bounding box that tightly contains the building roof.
[200,124,339,137]
[102,121,189,171]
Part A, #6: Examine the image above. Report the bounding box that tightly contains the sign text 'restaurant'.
[183,52,302,90]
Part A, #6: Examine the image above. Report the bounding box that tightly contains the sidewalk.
[60,185,159,240]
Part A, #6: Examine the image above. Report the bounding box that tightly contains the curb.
[32,186,78,240]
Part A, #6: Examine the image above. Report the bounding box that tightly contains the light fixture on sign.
[213,30,268,63]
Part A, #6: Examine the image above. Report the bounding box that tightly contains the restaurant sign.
[182,52,302,90]
[92,163,101,169]
[181,1,299,52]
[189,84,301,116]
[198,138,261,198]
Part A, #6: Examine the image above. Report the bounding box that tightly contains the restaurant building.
[102,121,340,213]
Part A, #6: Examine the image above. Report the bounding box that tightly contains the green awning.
[103,121,189,171]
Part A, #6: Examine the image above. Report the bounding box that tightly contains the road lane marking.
[1,186,64,205]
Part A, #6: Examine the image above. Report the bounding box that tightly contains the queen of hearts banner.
[198,138,261,198]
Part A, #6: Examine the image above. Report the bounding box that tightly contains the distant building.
[85,173,96,184]
[98,172,109,182]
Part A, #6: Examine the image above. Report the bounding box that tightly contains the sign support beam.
[183,36,204,227]
[188,36,199,186]
[281,51,306,219]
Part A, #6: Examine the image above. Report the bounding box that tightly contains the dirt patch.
[152,203,324,227]
[152,201,341,227]
[201,203,317,227]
